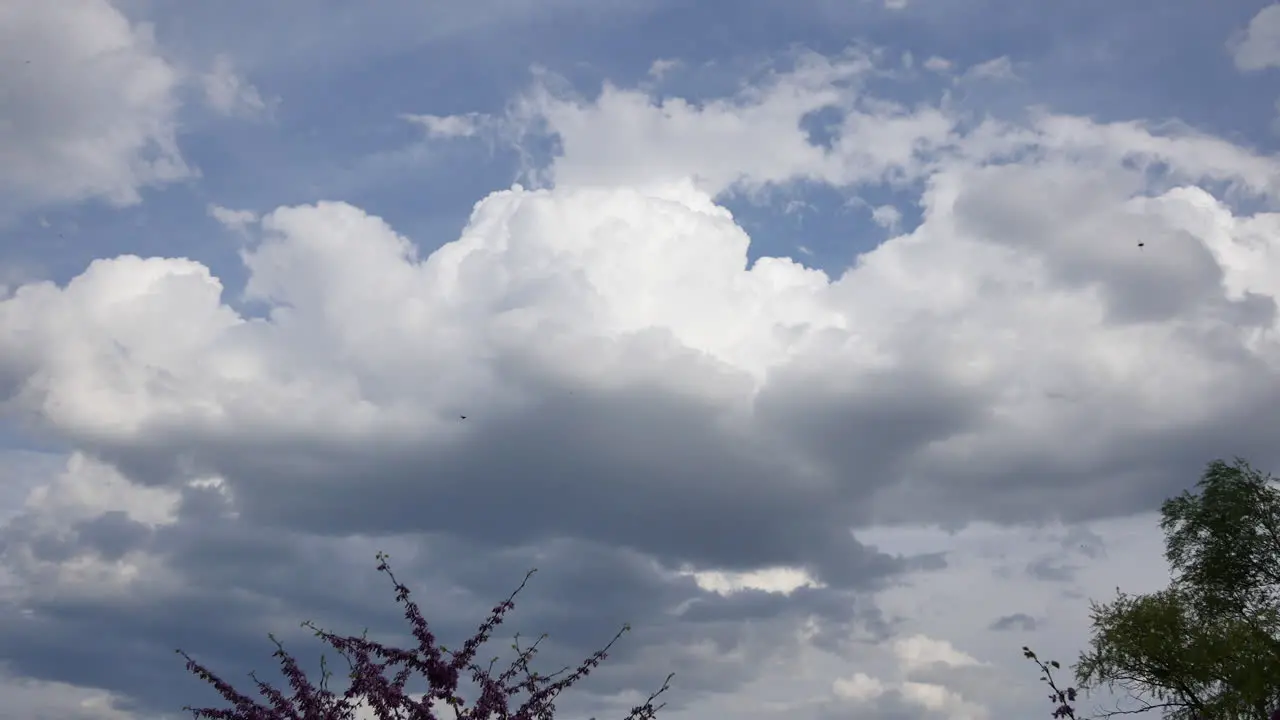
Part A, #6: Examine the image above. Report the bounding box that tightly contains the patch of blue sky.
[7,0,1278,326]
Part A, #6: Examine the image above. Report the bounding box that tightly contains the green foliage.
[1023,646,1080,719]
[1162,459,1280,628]
[1065,458,1280,720]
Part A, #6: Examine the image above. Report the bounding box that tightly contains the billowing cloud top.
[1,2,1279,720]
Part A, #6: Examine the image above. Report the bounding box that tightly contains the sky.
[1,1,1280,718]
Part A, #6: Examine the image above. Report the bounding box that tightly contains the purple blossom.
[177,553,673,720]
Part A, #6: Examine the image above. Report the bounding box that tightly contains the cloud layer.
[2,6,1280,720]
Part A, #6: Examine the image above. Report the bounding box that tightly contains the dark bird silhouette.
[459,415,467,420]
[1137,241,1144,248]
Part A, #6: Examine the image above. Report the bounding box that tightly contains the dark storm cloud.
[871,363,1280,529]
[0,583,320,717]
[1025,556,1078,583]
[78,365,951,594]
[0,511,152,565]
[0,513,408,716]
[988,613,1038,632]
[1059,525,1107,560]
[72,511,152,560]
[0,491,921,717]
[0,328,976,717]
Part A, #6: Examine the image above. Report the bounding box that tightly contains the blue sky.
[1,1,1280,719]
[8,0,1276,294]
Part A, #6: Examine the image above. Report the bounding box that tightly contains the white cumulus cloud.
[0,0,191,217]
[1231,3,1280,71]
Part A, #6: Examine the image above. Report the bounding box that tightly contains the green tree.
[1070,458,1280,720]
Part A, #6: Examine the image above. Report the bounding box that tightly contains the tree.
[177,552,674,720]
[1039,458,1280,720]
[1023,646,1081,720]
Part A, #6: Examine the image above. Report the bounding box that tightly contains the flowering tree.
[177,552,674,720]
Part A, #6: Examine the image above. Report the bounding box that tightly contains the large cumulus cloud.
[2,43,1280,720]
[0,0,191,218]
